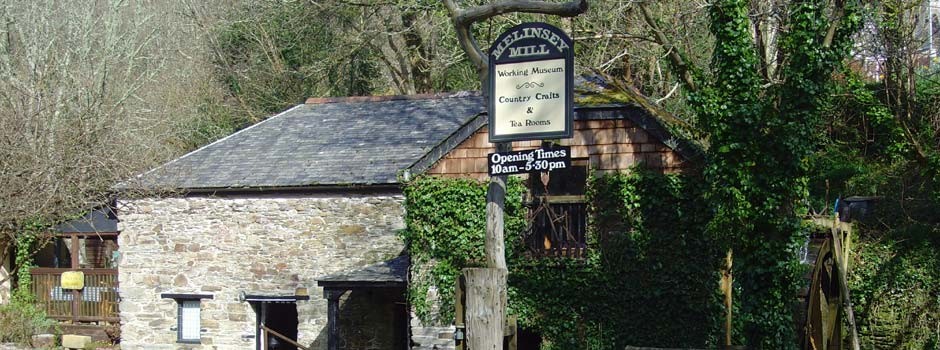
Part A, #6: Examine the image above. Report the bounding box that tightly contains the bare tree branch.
[444,0,588,78]
[638,2,697,91]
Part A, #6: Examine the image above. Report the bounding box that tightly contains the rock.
[61,334,92,349]
[30,334,55,349]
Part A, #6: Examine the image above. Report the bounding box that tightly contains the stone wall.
[409,286,456,350]
[117,192,405,350]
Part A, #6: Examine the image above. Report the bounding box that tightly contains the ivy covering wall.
[400,169,725,349]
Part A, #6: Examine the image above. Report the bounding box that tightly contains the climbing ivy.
[12,220,48,303]
[399,176,526,323]
[0,220,55,345]
[401,169,724,349]
[675,0,863,347]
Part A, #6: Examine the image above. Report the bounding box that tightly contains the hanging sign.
[488,146,571,176]
[488,22,574,143]
[61,271,85,290]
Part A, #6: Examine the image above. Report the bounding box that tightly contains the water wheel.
[801,238,843,350]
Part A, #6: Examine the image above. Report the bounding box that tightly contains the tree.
[635,0,861,347]
[0,0,236,286]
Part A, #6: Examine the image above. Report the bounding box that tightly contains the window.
[526,159,589,258]
[179,300,201,342]
[161,293,213,343]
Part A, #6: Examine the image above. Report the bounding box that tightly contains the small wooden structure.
[30,207,120,324]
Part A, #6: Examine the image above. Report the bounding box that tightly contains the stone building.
[116,86,693,349]
[117,94,483,350]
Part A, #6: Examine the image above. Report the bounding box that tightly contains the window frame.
[161,293,213,344]
[526,158,590,258]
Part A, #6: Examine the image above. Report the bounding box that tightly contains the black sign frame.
[487,22,574,143]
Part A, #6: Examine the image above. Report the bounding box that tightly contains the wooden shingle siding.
[426,119,687,181]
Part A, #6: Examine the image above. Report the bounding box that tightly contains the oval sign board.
[488,22,574,143]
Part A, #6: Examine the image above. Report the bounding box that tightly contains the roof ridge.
[305,91,480,105]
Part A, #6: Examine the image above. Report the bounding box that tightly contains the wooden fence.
[29,268,119,323]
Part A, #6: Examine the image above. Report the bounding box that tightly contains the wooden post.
[486,142,510,271]
[467,140,510,350]
[464,268,507,350]
[324,289,342,350]
[455,275,466,350]
[720,249,733,347]
[70,233,79,323]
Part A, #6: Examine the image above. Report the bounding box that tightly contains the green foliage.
[402,170,724,349]
[510,170,723,349]
[400,176,526,322]
[809,62,940,350]
[849,228,940,349]
[0,301,56,344]
[13,221,47,302]
[2,221,55,345]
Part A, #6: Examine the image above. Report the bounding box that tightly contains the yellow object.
[60,271,84,289]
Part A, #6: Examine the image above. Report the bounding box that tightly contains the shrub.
[0,301,57,345]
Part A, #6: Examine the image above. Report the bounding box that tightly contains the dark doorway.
[517,327,542,350]
[253,302,299,350]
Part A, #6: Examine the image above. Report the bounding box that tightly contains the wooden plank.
[30,268,118,274]
[829,216,860,350]
[48,316,119,323]
[54,232,119,237]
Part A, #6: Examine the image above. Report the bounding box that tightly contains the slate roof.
[317,255,409,289]
[54,207,119,233]
[129,93,484,190]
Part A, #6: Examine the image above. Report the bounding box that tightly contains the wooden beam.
[70,233,79,323]
[261,325,309,350]
[30,267,117,274]
[324,289,343,350]
[55,232,119,237]
[829,215,860,350]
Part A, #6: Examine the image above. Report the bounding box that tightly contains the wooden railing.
[29,268,119,323]
[261,325,309,350]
